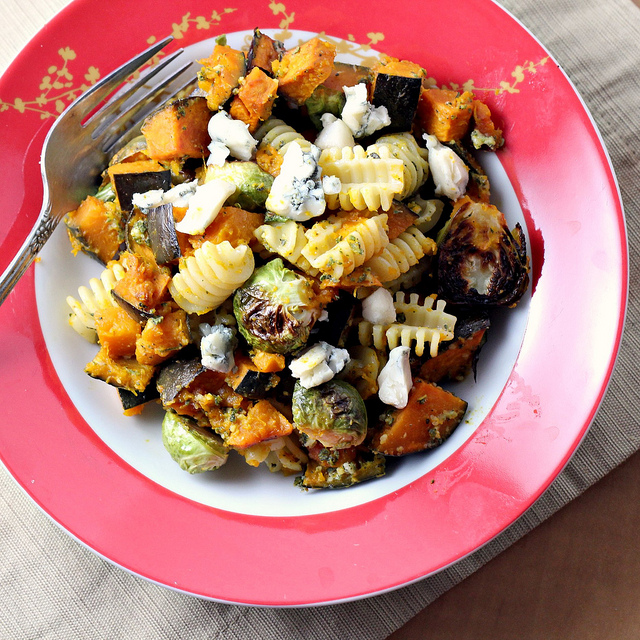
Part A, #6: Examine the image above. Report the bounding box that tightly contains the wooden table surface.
[390,448,640,639]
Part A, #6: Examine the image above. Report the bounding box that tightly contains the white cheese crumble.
[200,324,236,373]
[361,287,396,325]
[314,113,355,150]
[174,178,236,235]
[341,83,391,138]
[265,142,326,221]
[131,180,198,210]
[289,341,350,389]
[206,110,257,166]
[377,346,412,409]
[423,134,469,200]
[322,175,341,195]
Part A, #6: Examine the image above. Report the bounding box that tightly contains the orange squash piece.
[112,251,171,314]
[141,97,211,161]
[197,45,246,111]
[255,145,284,177]
[417,88,474,142]
[249,350,286,373]
[85,346,155,393]
[135,310,191,366]
[385,202,418,240]
[471,99,504,149]
[274,37,337,105]
[187,206,264,253]
[229,67,279,133]
[94,305,142,358]
[224,400,293,449]
[371,379,467,456]
[374,54,426,81]
[65,195,123,264]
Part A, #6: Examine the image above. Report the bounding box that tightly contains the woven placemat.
[1,0,638,637]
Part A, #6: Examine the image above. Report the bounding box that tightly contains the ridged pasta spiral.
[169,240,255,315]
[66,262,126,343]
[364,225,437,282]
[255,118,312,155]
[358,292,456,358]
[254,220,320,276]
[367,133,429,200]
[318,145,404,211]
[301,214,389,280]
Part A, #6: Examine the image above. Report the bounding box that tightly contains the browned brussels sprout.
[292,379,367,449]
[233,259,320,353]
[437,197,529,306]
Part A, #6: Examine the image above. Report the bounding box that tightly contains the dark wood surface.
[389,449,640,639]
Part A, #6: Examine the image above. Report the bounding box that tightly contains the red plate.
[0,0,627,605]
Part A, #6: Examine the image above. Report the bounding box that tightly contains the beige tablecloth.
[1,0,639,637]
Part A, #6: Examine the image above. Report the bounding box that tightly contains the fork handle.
[0,203,56,306]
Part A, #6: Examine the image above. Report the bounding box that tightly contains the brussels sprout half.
[161,411,229,474]
[233,258,319,354]
[292,379,368,449]
[437,198,529,306]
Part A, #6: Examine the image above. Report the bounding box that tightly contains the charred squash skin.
[85,347,156,393]
[371,379,468,456]
[112,251,172,318]
[418,313,490,383]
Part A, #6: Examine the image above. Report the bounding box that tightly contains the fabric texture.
[1,0,639,637]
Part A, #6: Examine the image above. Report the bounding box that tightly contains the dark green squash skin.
[372,73,422,134]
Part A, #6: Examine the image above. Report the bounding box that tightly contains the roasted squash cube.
[371,379,467,456]
[95,305,142,358]
[135,310,191,366]
[198,45,246,111]
[65,195,124,264]
[141,96,211,161]
[229,67,279,133]
[417,88,474,142]
[274,37,336,105]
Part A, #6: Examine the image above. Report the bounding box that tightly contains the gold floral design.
[168,8,238,40]
[0,1,551,121]
[0,47,100,119]
[445,57,551,95]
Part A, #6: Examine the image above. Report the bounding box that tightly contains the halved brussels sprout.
[161,410,228,473]
[233,258,319,353]
[205,161,274,211]
[292,379,367,449]
[437,197,529,306]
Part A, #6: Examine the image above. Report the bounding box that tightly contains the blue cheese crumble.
[131,180,198,210]
[207,110,257,166]
[377,346,412,409]
[200,324,236,373]
[265,142,327,221]
[341,83,391,138]
[423,134,469,200]
[289,341,350,389]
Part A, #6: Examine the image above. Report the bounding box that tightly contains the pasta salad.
[64,29,529,490]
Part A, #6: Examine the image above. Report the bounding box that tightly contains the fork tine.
[99,64,198,154]
[74,36,175,118]
[86,47,184,135]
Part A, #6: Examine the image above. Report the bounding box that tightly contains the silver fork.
[0,35,195,306]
